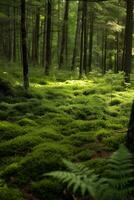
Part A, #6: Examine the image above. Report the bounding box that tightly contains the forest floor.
[0,63,134,200]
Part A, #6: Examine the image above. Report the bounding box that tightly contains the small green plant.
[46,145,134,200]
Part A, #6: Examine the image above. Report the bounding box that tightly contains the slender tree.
[71,1,81,71]
[21,0,29,89]
[45,0,52,75]
[59,0,69,69]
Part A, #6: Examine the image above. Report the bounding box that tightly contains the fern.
[45,145,134,200]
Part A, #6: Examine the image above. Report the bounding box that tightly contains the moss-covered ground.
[0,63,134,200]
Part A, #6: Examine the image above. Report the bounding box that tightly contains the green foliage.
[0,78,15,96]
[46,145,134,200]
[0,121,27,141]
[0,134,43,157]
[32,178,64,200]
[0,185,24,200]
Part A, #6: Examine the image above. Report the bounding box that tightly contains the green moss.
[10,142,72,184]
[32,178,64,200]
[75,149,95,161]
[110,99,122,106]
[0,186,24,200]
[0,78,15,96]
[103,133,126,149]
[17,118,37,126]
[67,132,95,147]
[0,121,27,141]
[0,135,43,156]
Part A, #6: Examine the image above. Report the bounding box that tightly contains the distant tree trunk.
[21,0,29,90]
[115,31,119,73]
[101,30,104,73]
[79,1,85,78]
[13,7,16,62]
[42,3,46,67]
[123,0,133,82]
[83,1,88,75]
[57,0,61,66]
[103,29,107,74]
[45,0,52,75]
[32,7,40,65]
[7,7,12,61]
[71,1,81,71]
[88,12,94,72]
[126,101,134,152]
[59,0,69,69]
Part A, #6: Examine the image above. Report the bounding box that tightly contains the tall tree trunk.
[45,0,52,75]
[21,0,29,90]
[71,1,81,71]
[103,29,107,74]
[57,0,61,66]
[32,7,40,65]
[79,1,85,78]
[88,12,94,72]
[59,0,69,69]
[13,7,16,62]
[42,4,46,67]
[83,1,88,75]
[123,0,133,82]
[7,7,12,61]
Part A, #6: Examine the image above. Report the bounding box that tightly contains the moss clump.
[103,133,126,149]
[110,99,122,106]
[0,121,27,141]
[0,186,24,200]
[0,78,15,96]
[0,135,43,157]
[75,149,94,161]
[9,142,72,184]
[83,89,96,95]
[32,178,64,200]
[67,132,95,147]
[17,118,37,126]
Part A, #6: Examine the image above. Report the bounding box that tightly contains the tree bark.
[124,0,133,82]
[71,1,81,71]
[59,0,69,69]
[45,0,52,75]
[21,0,29,90]
[126,101,134,152]
[88,12,94,73]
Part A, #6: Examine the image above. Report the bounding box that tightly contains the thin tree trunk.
[79,1,85,79]
[45,0,52,75]
[88,12,94,72]
[103,29,107,74]
[59,0,69,69]
[21,0,29,89]
[32,7,40,65]
[13,7,16,62]
[71,1,81,71]
[83,1,88,74]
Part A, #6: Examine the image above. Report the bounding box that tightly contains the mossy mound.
[0,186,24,200]
[0,78,15,96]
